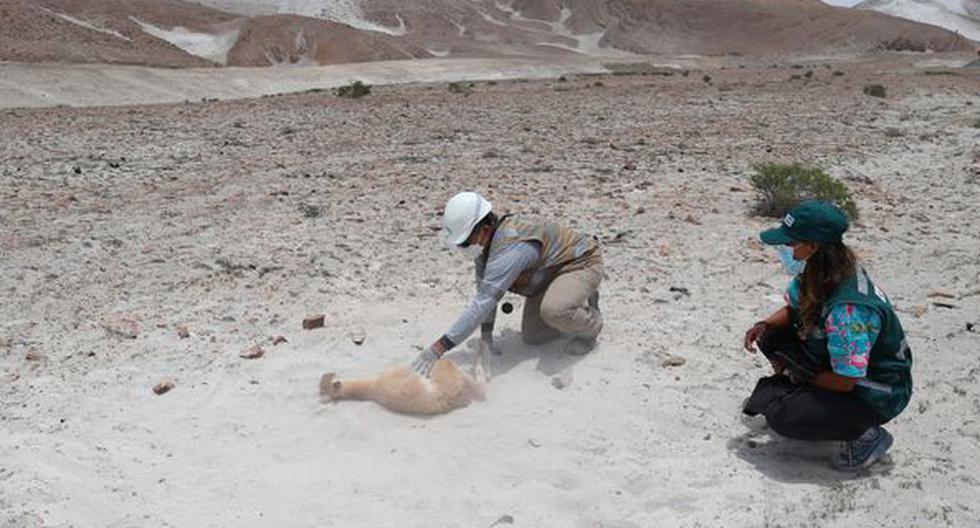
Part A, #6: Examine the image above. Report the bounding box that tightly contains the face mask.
[777,245,806,275]
[462,244,484,259]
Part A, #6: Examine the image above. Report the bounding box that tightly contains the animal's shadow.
[447,329,588,380]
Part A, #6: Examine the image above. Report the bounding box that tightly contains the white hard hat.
[442,192,492,246]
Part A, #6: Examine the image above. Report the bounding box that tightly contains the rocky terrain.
[1,55,979,526]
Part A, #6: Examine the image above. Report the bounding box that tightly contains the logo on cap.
[783,213,795,227]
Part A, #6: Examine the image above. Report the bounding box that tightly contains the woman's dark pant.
[743,325,884,442]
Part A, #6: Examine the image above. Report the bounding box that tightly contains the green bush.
[749,163,859,219]
[863,84,886,98]
[336,80,371,99]
[448,81,473,94]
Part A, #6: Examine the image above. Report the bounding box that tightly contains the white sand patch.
[857,0,980,40]
[37,7,131,41]
[191,0,407,35]
[427,48,452,58]
[131,18,239,65]
[496,4,633,57]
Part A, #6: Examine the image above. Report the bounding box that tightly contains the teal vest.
[804,269,913,421]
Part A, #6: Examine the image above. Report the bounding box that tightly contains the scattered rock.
[669,286,691,297]
[927,290,957,299]
[153,380,175,395]
[303,314,325,330]
[177,325,191,339]
[240,345,265,359]
[662,355,686,368]
[351,330,365,345]
[101,316,140,339]
[551,369,573,389]
[272,335,288,345]
[623,161,637,171]
[490,514,516,527]
[25,349,44,362]
[527,439,541,448]
[901,305,928,318]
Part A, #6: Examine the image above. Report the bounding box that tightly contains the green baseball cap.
[760,200,849,245]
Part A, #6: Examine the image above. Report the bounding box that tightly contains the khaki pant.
[521,258,603,345]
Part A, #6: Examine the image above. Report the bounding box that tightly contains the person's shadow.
[448,329,589,379]
[728,411,894,484]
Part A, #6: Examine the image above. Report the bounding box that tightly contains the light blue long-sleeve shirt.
[443,241,541,348]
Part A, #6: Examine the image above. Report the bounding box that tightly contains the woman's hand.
[744,321,769,352]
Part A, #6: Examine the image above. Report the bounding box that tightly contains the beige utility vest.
[484,215,600,297]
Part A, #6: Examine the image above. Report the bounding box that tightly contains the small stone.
[551,369,573,389]
[302,314,325,330]
[527,439,541,448]
[102,316,140,339]
[25,349,44,362]
[272,335,288,345]
[153,380,175,395]
[662,355,686,368]
[177,325,190,339]
[623,161,637,171]
[240,345,265,359]
[492,514,515,526]
[351,330,365,345]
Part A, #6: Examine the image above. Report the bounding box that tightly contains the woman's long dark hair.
[798,242,858,338]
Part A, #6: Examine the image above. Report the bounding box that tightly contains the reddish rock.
[101,316,140,339]
[153,380,175,395]
[272,335,288,345]
[240,345,265,359]
[25,349,45,362]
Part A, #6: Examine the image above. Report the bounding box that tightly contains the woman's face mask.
[777,245,806,275]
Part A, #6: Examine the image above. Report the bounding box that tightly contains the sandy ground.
[1,55,980,527]
[0,56,618,109]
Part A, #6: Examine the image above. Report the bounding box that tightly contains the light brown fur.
[319,359,486,415]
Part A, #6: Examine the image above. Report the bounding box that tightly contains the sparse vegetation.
[702,74,712,83]
[804,70,813,79]
[833,70,845,77]
[884,127,904,138]
[336,80,371,99]
[971,119,980,129]
[789,74,802,81]
[863,84,886,98]
[749,163,859,219]
[877,37,927,52]
[448,81,474,95]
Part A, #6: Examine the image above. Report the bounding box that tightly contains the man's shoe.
[833,426,893,472]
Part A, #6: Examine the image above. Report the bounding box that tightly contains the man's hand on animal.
[411,346,440,378]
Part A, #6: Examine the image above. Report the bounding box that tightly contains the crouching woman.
[743,200,913,471]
